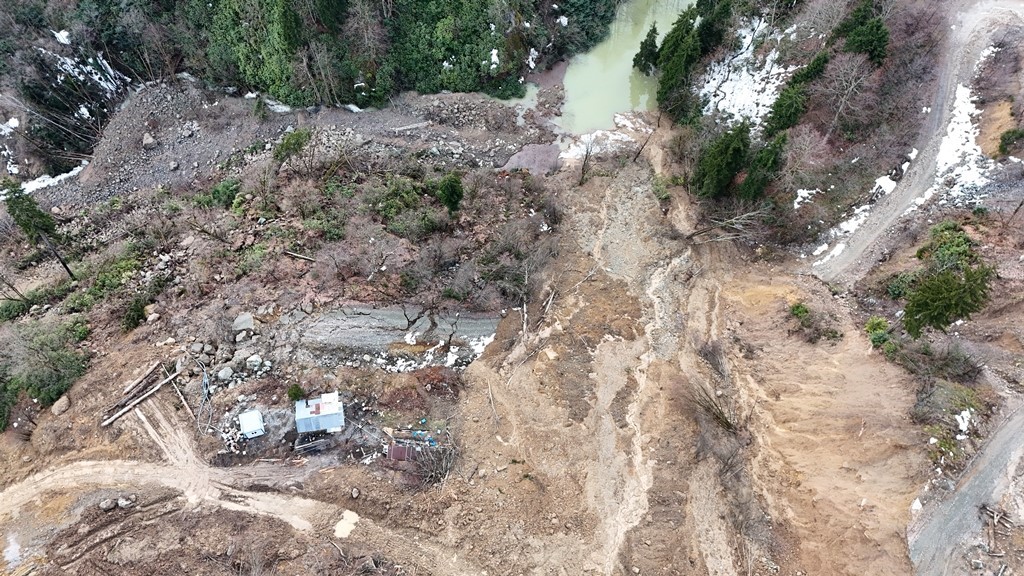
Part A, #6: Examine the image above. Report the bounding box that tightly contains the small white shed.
[238,409,266,439]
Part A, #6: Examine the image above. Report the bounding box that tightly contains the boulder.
[51,395,70,416]
[142,132,158,150]
[146,313,161,323]
[233,312,255,332]
[245,354,263,370]
[117,497,134,509]
[189,342,204,354]
[99,499,116,512]
[217,366,234,381]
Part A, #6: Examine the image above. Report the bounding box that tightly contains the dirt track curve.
[812,0,1024,287]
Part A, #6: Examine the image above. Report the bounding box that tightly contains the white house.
[295,391,345,434]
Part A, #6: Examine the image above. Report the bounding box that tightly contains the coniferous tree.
[632,24,660,76]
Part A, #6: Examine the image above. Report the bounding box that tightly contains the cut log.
[123,361,161,394]
[101,370,181,427]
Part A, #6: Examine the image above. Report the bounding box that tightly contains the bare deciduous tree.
[814,53,874,137]
[778,124,830,191]
[798,0,849,41]
[344,0,389,66]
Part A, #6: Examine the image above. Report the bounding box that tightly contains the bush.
[869,330,890,347]
[998,128,1024,155]
[287,383,306,402]
[195,179,241,209]
[864,316,889,334]
[121,296,148,332]
[434,172,464,214]
[789,302,810,321]
[273,128,312,163]
[887,270,920,299]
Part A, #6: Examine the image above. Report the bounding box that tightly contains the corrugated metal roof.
[295,392,345,433]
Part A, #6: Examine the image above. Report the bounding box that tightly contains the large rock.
[51,395,70,416]
[142,132,158,150]
[245,354,263,370]
[99,499,116,512]
[232,312,255,332]
[217,366,234,381]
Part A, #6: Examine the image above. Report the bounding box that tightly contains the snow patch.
[263,99,292,114]
[793,188,820,210]
[558,15,569,27]
[19,162,88,194]
[906,84,992,214]
[813,148,918,266]
[526,48,539,70]
[51,29,71,45]
[490,48,500,70]
[699,19,797,128]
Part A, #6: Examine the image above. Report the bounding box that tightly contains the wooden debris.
[101,370,182,427]
[122,361,161,394]
[171,381,196,421]
[284,250,315,262]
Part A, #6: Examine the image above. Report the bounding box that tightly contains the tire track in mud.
[0,400,486,576]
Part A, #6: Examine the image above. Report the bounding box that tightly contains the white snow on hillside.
[906,83,993,213]
[38,48,128,97]
[51,29,71,45]
[699,19,796,129]
[20,162,88,194]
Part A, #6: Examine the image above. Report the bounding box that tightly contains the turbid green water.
[558,0,693,134]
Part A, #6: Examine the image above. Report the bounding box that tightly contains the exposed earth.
[1,2,1024,576]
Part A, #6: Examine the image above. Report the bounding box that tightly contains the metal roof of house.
[238,409,266,438]
[295,392,345,433]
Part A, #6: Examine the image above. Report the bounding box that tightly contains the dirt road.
[812,0,1024,285]
[909,400,1024,575]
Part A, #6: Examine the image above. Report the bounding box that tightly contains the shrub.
[865,316,891,347]
[434,172,464,214]
[273,128,312,163]
[237,244,268,276]
[998,128,1024,155]
[287,383,306,402]
[121,296,148,332]
[789,302,810,321]
[864,316,889,334]
[887,270,920,299]
[195,179,241,210]
[63,292,96,313]
[869,330,890,347]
